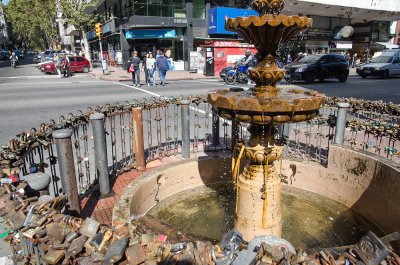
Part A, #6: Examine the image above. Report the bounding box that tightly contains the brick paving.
[80,169,144,225]
[79,156,185,226]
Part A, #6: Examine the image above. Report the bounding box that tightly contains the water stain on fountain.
[208,0,325,241]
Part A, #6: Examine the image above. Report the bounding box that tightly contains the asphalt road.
[0,56,399,146]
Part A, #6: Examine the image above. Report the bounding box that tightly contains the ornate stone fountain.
[208,0,325,241]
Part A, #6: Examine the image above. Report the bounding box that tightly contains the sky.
[2,0,8,4]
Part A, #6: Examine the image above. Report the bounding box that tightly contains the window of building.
[193,0,206,19]
[310,16,330,30]
[121,0,186,18]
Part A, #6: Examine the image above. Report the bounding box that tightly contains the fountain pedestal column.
[208,0,325,242]
[234,125,283,241]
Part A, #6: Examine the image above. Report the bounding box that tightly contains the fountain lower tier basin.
[208,87,325,124]
[113,145,400,251]
[148,185,382,251]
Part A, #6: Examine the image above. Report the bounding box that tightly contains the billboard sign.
[208,7,258,35]
[126,29,177,39]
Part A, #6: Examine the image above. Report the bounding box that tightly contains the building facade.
[87,0,400,73]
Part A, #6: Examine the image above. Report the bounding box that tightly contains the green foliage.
[60,0,99,32]
[5,0,57,50]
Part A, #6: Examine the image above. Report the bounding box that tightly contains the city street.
[0,56,399,145]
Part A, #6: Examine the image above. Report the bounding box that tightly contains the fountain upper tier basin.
[225,14,312,57]
[208,87,325,124]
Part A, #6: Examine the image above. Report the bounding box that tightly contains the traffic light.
[95,23,102,39]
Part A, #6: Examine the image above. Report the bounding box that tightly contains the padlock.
[43,247,65,265]
[66,235,88,258]
[79,218,100,238]
[102,237,129,265]
[125,244,148,265]
[98,229,113,254]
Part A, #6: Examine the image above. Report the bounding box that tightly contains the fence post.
[212,108,220,146]
[334,102,350,145]
[90,113,110,196]
[181,99,191,159]
[283,124,290,158]
[231,120,240,149]
[132,108,146,171]
[52,129,80,214]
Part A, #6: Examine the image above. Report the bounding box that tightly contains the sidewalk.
[91,66,358,82]
[90,66,219,82]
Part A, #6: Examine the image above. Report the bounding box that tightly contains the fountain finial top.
[251,0,285,15]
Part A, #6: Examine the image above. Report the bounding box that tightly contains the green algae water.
[148,185,383,251]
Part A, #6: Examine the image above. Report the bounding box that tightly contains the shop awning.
[374,42,399,49]
[125,29,176,39]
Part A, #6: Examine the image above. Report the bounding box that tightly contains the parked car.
[284,54,349,84]
[0,50,8,60]
[356,49,400,79]
[33,51,51,63]
[41,56,91,74]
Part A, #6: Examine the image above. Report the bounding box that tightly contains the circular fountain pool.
[148,185,382,251]
[113,152,400,251]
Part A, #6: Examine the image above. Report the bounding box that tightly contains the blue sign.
[86,30,96,41]
[102,20,116,35]
[103,23,110,34]
[126,29,177,39]
[208,7,258,35]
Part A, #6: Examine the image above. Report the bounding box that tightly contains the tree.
[60,0,99,63]
[6,0,57,50]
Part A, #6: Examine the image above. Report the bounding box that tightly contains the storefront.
[198,40,256,76]
[125,29,181,59]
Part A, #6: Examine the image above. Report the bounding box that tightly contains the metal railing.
[0,96,399,207]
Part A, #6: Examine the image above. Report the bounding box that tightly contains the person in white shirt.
[146,52,157,86]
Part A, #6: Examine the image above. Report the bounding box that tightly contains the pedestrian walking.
[143,52,148,85]
[146,52,156,86]
[54,54,62,78]
[352,53,358,68]
[61,54,71,78]
[129,51,141,87]
[156,50,169,86]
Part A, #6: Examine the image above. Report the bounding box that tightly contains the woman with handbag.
[128,51,141,87]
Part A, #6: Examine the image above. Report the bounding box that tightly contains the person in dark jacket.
[156,51,169,86]
[130,51,141,87]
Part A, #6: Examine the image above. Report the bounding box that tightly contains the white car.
[356,50,400,79]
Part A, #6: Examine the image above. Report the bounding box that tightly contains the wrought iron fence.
[0,97,399,199]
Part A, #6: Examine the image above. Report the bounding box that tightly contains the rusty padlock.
[125,244,148,265]
[43,247,65,265]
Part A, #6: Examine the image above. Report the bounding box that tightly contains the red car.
[41,56,91,74]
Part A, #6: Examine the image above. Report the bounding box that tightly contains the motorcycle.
[11,60,17,68]
[224,63,249,85]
